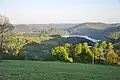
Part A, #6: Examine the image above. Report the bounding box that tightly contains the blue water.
[62,35,101,42]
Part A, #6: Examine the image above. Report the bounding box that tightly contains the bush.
[64,57,73,63]
[66,58,73,63]
[104,60,113,65]
[117,61,120,65]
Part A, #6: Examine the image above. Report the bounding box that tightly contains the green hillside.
[13,23,120,40]
[68,22,108,30]
[66,22,120,39]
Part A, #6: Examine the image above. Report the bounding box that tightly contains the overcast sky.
[0,0,120,24]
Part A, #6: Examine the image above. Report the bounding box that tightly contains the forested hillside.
[13,22,120,40]
[66,22,120,39]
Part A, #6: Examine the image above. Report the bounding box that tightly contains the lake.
[62,35,101,42]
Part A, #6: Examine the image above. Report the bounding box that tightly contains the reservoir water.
[62,35,101,42]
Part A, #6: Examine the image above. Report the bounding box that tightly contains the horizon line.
[12,22,120,24]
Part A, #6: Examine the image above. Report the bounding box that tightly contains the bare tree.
[0,15,14,60]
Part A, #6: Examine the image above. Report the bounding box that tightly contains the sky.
[0,0,120,24]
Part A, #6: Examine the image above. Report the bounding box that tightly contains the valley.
[1,0,120,80]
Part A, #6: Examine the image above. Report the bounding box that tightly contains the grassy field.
[0,60,120,80]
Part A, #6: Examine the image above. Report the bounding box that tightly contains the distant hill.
[102,25,120,36]
[13,24,33,33]
[13,24,76,33]
[39,28,69,37]
[67,22,108,30]
[13,22,120,40]
[66,22,120,39]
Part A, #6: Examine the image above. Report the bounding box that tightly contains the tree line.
[52,41,120,65]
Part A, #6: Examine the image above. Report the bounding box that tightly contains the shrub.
[66,57,73,63]
[104,60,113,65]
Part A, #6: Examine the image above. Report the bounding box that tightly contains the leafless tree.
[0,15,14,60]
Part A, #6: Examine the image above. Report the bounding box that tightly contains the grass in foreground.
[0,60,120,80]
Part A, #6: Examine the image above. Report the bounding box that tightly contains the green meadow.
[0,60,120,80]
